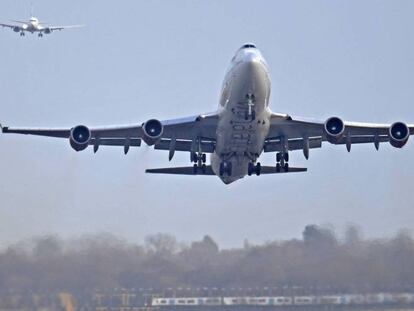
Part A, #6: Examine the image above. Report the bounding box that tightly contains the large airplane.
[0,16,83,37]
[2,43,414,184]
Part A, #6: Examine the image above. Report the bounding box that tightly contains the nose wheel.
[248,162,261,176]
[276,152,289,172]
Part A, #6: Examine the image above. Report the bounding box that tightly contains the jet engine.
[324,117,345,143]
[389,122,409,148]
[142,119,163,146]
[69,125,91,151]
[13,26,20,32]
[44,28,51,34]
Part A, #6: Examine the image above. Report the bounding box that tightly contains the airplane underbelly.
[211,107,270,183]
[212,55,271,183]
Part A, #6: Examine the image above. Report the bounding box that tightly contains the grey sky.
[0,0,413,248]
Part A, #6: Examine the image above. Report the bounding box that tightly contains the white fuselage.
[22,18,43,32]
[211,46,272,184]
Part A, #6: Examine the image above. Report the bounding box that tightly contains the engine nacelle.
[142,119,163,146]
[69,125,91,151]
[13,26,20,32]
[324,117,345,143]
[44,28,51,34]
[389,122,409,148]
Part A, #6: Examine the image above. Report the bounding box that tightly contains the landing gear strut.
[191,152,207,174]
[219,161,232,177]
[248,162,261,176]
[276,152,289,172]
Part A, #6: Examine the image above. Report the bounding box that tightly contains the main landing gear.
[276,152,289,172]
[20,32,25,37]
[248,162,261,176]
[191,152,207,174]
[38,33,43,37]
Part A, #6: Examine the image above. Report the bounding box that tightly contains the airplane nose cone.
[243,51,261,64]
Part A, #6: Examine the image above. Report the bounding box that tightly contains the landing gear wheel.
[220,161,232,176]
[219,162,225,176]
[276,163,281,173]
[193,164,198,174]
[248,162,255,176]
[251,110,256,121]
[190,152,197,163]
[256,162,261,176]
[276,151,289,172]
[201,153,206,163]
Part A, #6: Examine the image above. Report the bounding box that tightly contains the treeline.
[0,225,413,293]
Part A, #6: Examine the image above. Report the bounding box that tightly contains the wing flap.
[154,139,215,153]
[264,137,322,152]
[89,138,141,147]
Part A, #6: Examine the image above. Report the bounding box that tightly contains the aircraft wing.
[266,113,414,155]
[46,24,84,31]
[1,112,219,154]
[0,22,20,30]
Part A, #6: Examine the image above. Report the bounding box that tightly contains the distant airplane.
[2,43,414,184]
[0,16,83,37]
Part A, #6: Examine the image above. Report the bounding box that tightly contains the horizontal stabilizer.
[146,166,215,175]
[260,166,307,174]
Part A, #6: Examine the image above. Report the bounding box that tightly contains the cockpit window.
[242,43,256,49]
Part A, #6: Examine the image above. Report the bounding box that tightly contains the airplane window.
[242,44,256,49]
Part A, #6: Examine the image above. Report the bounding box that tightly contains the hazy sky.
[1,0,413,248]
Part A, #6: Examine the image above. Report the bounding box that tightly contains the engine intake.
[142,119,163,146]
[70,125,91,151]
[389,122,409,148]
[44,28,51,34]
[324,117,345,143]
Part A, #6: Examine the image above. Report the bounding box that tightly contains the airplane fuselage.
[25,18,42,32]
[211,45,272,184]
